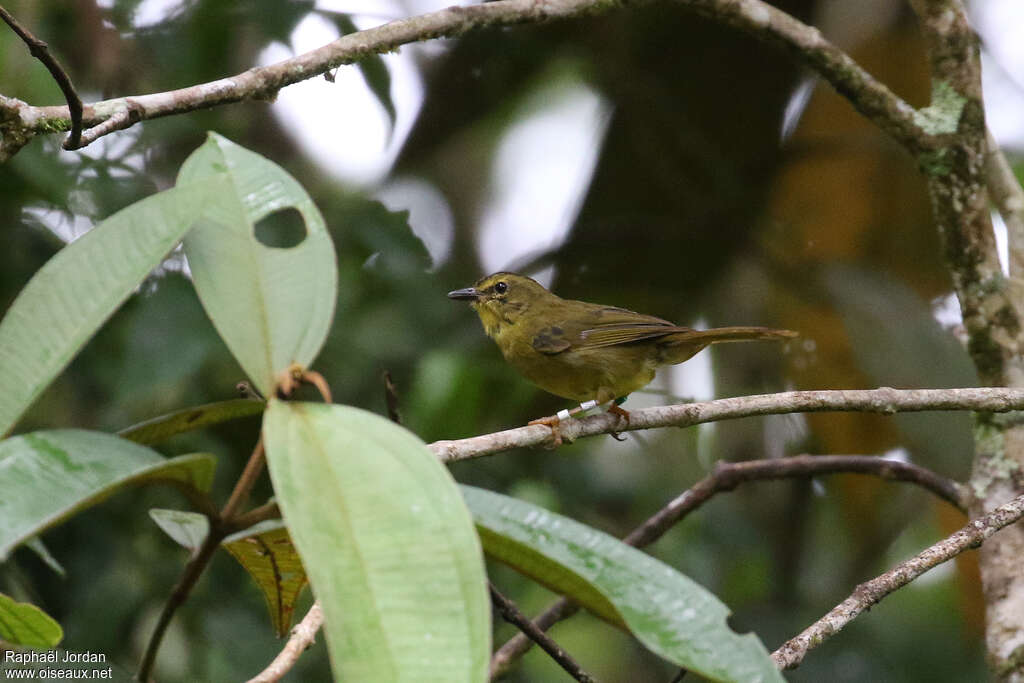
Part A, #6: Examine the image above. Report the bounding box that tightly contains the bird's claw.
[528,415,564,448]
[607,404,631,440]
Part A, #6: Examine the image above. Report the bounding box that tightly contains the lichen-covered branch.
[907,2,1024,678]
[430,387,1024,462]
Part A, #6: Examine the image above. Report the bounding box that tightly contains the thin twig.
[0,5,83,147]
[491,599,580,679]
[625,455,966,549]
[489,453,965,677]
[772,492,1024,669]
[136,525,224,681]
[73,102,139,149]
[679,0,923,152]
[431,387,1024,462]
[221,438,266,521]
[138,438,271,679]
[228,501,281,532]
[246,602,324,683]
[384,370,402,425]
[489,583,597,683]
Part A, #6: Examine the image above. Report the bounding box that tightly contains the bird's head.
[448,272,555,336]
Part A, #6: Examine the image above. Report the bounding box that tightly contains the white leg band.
[579,400,598,411]
[556,409,572,421]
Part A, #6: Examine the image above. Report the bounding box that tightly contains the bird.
[449,272,797,439]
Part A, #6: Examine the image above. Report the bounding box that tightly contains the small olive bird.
[449,273,797,431]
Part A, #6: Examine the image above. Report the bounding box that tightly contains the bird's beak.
[447,287,480,301]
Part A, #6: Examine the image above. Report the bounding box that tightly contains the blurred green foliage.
[0,0,999,680]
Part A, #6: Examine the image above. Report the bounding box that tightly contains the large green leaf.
[119,398,265,445]
[0,430,216,559]
[0,181,224,437]
[262,401,489,682]
[462,486,783,683]
[0,593,63,649]
[177,134,338,396]
[223,519,307,638]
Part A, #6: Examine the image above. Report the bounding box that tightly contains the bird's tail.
[661,326,798,364]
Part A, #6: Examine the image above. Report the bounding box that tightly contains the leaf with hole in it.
[0,593,63,649]
[149,509,210,551]
[462,486,783,683]
[223,519,307,637]
[0,180,225,438]
[263,401,489,681]
[0,430,216,560]
[119,398,265,445]
[177,133,338,397]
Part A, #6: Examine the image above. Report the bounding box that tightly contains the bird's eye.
[494,281,508,294]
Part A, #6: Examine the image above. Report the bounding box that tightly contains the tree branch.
[772,492,1024,669]
[0,5,83,148]
[431,387,1024,462]
[677,0,925,153]
[246,601,324,683]
[626,454,967,547]
[1,0,937,160]
[490,453,966,677]
[489,583,596,683]
[137,525,225,681]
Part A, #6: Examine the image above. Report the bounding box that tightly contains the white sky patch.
[665,320,715,402]
[780,77,815,143]
[763,412,808,460]
[932,292,963,329]
[21,205,93,244]
[973,0,1024,148]
[260,9,424,186]
[375,176,454,268]
[881,447,911,464]
[477,82,611,282]
[132,0,184,27]
[993,210,1010,276]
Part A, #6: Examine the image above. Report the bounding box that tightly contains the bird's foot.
[607,403,631,440]
[528,414,565,448]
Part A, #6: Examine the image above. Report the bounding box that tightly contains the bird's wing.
[531,305,688,354]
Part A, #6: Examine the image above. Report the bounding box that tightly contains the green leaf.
[0,593,63,649]
[0,430,216,560]
[119,398,265,445]
[462,486,783,683]
[263,401,489,681]
[149,509,210,550]
[177,133,338,396]
[223,519,307,638]
[0,180,224,437]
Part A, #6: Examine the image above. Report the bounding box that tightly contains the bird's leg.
[527,400,601,448]
[527,413,564,448]
[606,397,631,440]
